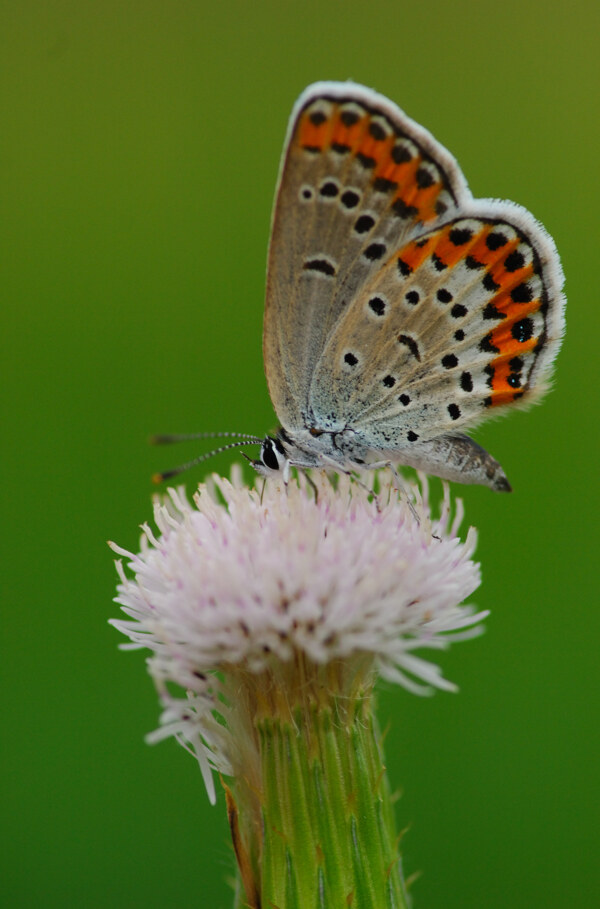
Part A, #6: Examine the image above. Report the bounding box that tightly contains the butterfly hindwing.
[309,209,564,447]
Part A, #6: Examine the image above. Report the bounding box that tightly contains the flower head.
[110,469,483,802]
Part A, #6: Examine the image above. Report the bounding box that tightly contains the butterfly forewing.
[264,82,466,429]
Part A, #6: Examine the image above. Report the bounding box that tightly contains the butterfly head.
[249,435,290,478]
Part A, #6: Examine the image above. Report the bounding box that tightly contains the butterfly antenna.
[150,431,264,445]
[152,438,263,484]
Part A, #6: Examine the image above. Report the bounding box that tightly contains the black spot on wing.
[341,190,360,209]
[340,110,359,127]
[486,231,508,250]
[373,176,398,193]
[460,371,473,392]
[504,250,525,272]
[309,110,327,126]
[357,152,376,169]
[449,227,473,245]
[511,282,533,303]
[368,296,386,316]
[482,302,506,320]
[397,257,412,277]
[392,198,419,219]
[442,354,458,369]
[319,181,339,198]
[512,318,534,342]
[304,258,336,277]
[397,334,421,361]
[364,242,386,261]
[354,214,375,234]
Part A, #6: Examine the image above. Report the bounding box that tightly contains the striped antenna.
[150,431,264,445]
[151,433,264,483]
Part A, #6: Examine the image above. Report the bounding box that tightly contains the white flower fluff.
[110,469,484,802]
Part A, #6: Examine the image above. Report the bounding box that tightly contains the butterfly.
[156,82,565,491]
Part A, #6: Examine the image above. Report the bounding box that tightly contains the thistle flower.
[110,470,484,907]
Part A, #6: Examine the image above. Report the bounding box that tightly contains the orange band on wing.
[296,103,450,225]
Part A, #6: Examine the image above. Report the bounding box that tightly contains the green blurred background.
[2,1,598,906]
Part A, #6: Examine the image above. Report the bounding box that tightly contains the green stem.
[228,672,409,909]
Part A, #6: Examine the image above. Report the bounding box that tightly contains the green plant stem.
[228,671,409,909]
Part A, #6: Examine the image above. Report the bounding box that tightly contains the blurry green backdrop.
[3,2,598,907]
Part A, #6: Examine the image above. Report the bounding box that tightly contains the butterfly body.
[253,426,510,491]
[255,82,565,490]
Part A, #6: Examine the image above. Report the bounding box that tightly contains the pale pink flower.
[110,469,483,803]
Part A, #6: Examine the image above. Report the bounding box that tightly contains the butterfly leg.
[282,458,319,502]
[350,471,382,511]
[302,471,319,503]
[366,461,421,522]
[282,459,292,486]
[301,453,381,510]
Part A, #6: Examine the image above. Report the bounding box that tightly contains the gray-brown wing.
[308,206,565,450]
[263,81,468,431]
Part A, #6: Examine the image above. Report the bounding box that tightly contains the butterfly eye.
[260,439,281,471]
